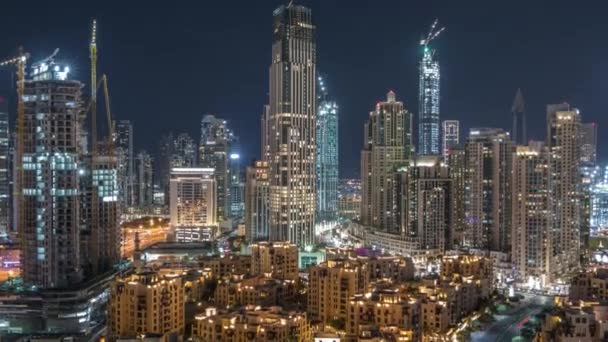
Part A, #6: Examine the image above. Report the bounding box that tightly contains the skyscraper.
[361,91,413,231]
[464,128,513,252]
[580,122,598,167]
[0,99,9,236]
[418,34,442,156]
[511,143,551,288]
[135,150,154,208]
[228,153,245,219]
[447,146,466,246]
[441,120,459,159]
[267,3,316,246]
[114,120,134,207]
[316,75,339,225]
[245,160,270,242]
[20,56,84,288]
[511,88,526,145]
[400,156,453,254]
[547,103,582,275]
[172,133,197,168]
[199,114,235,221]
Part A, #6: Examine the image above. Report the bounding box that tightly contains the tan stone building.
[251,241,299,281]
[108,271,185,341]
[192,306,312,342]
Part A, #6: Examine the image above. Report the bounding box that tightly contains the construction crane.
[420,19,445,53]
[90,19,98,155]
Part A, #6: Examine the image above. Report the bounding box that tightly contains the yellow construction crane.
[86,19,114,154]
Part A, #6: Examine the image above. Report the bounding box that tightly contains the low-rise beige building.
[251,241,299,281]
[108,271,185,341]
[214,274,295,308]
[192,306,312,342]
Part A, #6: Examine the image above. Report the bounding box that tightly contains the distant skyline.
[1,0,607,178]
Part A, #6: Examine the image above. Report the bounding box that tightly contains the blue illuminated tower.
[316,75,339,226]
[418,19,444,156]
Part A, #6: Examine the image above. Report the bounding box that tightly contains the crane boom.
[421,18,445,47]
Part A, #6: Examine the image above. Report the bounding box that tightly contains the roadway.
[471,294,553,342]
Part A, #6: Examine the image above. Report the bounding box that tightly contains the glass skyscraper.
[0,100,9,236]
[315,75,339,225]
[418,45,441,156]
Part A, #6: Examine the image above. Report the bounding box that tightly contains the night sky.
[1,1,606,178]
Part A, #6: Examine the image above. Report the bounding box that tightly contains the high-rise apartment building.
[169,168,217,228]
[419,41,441,156]
[19,57,84,288]
[245,160,270,242]
[266,3,316,246]
[199,114,236,221]
[0,100,9,236]
[547,104,582,275]
[400,156,453,254]
[511,143,551,288]
[109,271,185,340]
[580,122,598,167]
[464,128,513,252]
[135,150,154,207]
[441,120,459,159]
[511,88,526,145]
[114,120,134,207]
[447,146,466,246]
[172,133,197,168]
[316,75,339,225]
[228,153,245,219]
[361,91,413,231]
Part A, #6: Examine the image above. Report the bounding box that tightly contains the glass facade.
[315,75,339,225]
[418,47,441,156]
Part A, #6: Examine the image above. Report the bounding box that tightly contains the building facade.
[316,75,339,225]
[361,91,413,232]
[109,271,185,340]
[464,128,513,252]
[580,122,598,167]
[265,3,317,246]
[0,102,9,236]
[114,120,134,208]
[245,161,270,242]
[511,143,551,287]
[199,114,236,221]
[169,168,217,229]
[135,150,154,208]
[441,120,459,160]
[20,58,84,288]
[418,43,441,156]
[547,104,582,276]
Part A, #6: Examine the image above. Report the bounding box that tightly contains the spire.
[512,88,525,113]
[387,90,396,102]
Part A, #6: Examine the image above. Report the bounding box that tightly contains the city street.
[471,294,553,341]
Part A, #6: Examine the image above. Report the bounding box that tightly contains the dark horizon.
[1,0,606,178]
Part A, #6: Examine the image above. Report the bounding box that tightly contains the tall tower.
[199,114,236,221]
[511,88,526,145]
[245,160,270,242]
[464,128,513,252]
[267,3,316,247]
[361,91,413,232]
[418,20,444,156]
[114,120,134,207]
[20,55,83,288]
[441,120,459,159]
[316,75,339,226]
[135,150,154,208]
[546,103,582,275]
[511,143,551,288]
[580,122,597,167]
